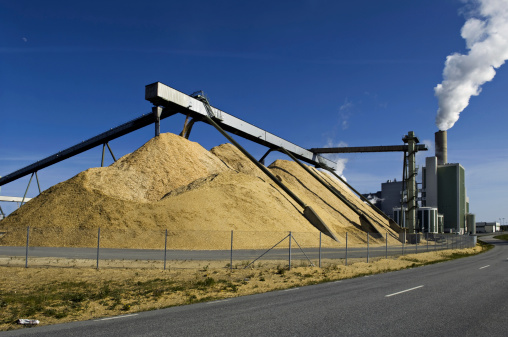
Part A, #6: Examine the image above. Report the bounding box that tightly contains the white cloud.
[339,99,353,111]
[338,98,353,130]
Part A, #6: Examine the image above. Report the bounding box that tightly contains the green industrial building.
[437,163,467,233]
[420,131,471,234]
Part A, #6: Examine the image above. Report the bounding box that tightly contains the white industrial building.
[475,222,500,233]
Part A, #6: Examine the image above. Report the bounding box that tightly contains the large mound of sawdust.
[0,133,399,249]
[86,133,228,202]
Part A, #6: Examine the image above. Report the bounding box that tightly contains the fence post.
[345,232,348,266]
[230,230,233,270]
[164,229,168,270]
[288,231,292,271]
[402,233,405,256]
[25,226,30,269]
[416,233,418,254]
[385,232,388,259]
[96,227,101,270]
[426,233,429,252]
[319,232,322,268]
[367,232,369,263]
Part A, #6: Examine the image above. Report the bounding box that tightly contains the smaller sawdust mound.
[316,168,396,235]
[267,160,399,245]
[208,145,399,245]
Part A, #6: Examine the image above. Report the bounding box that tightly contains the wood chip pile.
[0,133,400,249]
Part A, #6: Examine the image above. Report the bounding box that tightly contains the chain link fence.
[0,226,477,270]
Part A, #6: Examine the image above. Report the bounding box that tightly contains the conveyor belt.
[0,82,336,187]
[145,82,336,169]
[0,110,177,186]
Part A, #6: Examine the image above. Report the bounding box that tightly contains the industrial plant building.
[363,179,402,220]
[367,130,475,234]
[421,131,472,234]
[475,222,500,233]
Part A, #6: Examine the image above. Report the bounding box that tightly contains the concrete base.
[406,233,421,244]
[399,231,406,243]
[399,232,422,244]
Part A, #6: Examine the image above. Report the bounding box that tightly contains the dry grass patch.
[0,244,488,331]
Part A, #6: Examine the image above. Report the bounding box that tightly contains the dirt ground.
[0,245,484,331]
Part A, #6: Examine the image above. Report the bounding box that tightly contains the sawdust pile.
[0,133,399,249]
[86,134,228,202]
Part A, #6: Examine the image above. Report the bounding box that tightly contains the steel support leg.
[106,143,116,162]
[180,115,190,137]
[35,171,42,194]
[21,173,34,205]
[183,118,198,139]
[101,143,116,166]
[259,148,274,165]
[101,143,106,167]
[153,106,162,137]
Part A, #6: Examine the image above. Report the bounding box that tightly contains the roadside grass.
[493,234,508,241]
[0,275,232,329]
[0,243,491,331]
[299,241,492,287]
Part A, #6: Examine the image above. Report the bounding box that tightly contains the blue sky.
[1,0,507,224]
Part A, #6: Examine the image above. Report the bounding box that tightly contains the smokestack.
[435,130,447,165]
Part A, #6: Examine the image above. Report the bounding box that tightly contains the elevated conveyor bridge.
[0,82,336,188]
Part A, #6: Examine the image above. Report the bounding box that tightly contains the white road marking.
[95,314,138,321]
[207,299,231,305]
[385,285,424,298]
[479,265,490,269]
[283,288,300,292]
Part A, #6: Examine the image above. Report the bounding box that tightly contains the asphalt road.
[2,235,506,336]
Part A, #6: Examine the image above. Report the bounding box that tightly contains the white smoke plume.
[365,194,384,205]
[318,139,348,181]
[434,0,508,131]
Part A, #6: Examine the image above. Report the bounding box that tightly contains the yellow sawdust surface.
[0,133,399,249]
